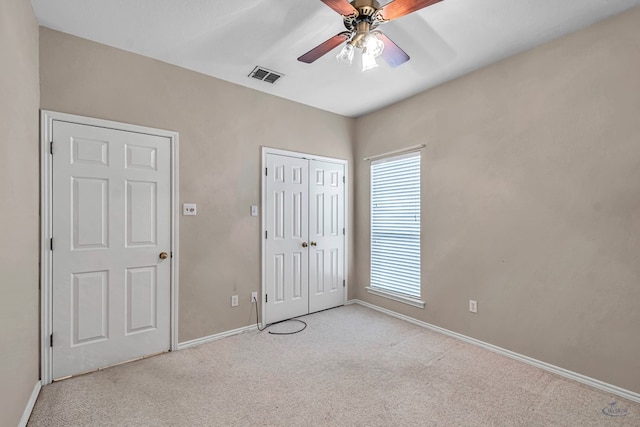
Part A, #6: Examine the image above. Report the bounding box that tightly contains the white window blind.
[370,152,421,298]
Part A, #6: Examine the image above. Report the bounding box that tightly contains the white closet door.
[308,160,345,313]
[52,120,171,379]
[264,154,309,324]
[263,153,346,324]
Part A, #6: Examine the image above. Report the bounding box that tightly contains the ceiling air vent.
[249,66,283,84]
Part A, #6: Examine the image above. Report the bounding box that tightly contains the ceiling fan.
[298,0,443,71]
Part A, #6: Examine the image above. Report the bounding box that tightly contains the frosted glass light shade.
[363,34,384,58]
[361,51,378,71]
[336,43,354,65]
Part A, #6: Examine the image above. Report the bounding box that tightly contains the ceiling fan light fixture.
[361,50,379,71]
[363,33,384,58]
[336,43,355,66]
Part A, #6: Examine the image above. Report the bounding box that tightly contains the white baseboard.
[348,299,640,404]
[18,381,41,427]
[177,324,258,350]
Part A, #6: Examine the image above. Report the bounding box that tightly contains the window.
[368,152,422,307]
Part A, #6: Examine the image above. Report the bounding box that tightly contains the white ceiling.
[31,0,640,117]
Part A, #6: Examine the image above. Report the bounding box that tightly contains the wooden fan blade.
[298,32,351,64]
[320,0,357,16]
[376,32,410,67]
[379,0,443,21]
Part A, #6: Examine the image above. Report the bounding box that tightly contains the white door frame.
[261,147,349,327]
[40,110,180,385]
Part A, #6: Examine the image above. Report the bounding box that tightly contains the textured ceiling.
[31,0,640,117]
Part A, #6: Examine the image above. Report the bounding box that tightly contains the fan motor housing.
[353,0,381,13]
[343,0,382,32]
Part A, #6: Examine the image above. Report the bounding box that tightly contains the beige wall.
[39,28,355,342]
[354,7,640,393]
[0,0,40,425]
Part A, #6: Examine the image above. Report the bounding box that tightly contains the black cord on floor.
[254,299,307,335]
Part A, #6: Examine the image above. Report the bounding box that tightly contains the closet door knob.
[310,241,317,247]
[301,242,308,248]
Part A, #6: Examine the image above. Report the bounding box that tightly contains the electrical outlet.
[231,295,238,307]
[251,292,258,303]
[469,300,478,313]
[183,203,197,216]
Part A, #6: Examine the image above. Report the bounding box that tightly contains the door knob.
[159,252,168,259]
[302,242,308,248]
[310,241,317,247]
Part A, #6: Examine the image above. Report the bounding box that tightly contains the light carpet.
[28,304,639,426]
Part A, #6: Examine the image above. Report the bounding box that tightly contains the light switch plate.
[469,300,478,313]
[251,205,258,216]
[183,203,197,216]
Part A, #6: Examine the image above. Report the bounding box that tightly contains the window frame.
[366,151,424,308]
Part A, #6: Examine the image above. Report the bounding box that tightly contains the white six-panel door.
[264,154,310,323]
[51,120,171,379]
[264,153,345,324]
[308,160,345,313]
